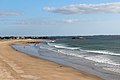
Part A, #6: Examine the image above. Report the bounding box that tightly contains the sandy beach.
[0,39,102,80]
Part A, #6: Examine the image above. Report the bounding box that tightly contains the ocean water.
[12,36,120,80]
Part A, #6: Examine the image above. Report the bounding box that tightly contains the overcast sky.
[0,0,120,36]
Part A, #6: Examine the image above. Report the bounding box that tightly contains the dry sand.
[0,39,102,80]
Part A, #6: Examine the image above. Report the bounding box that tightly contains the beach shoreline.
[0,39,102,80]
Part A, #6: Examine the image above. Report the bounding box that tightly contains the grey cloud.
[44,2,120,14]
[0,11,21,16]
[1,19,106,25]
[16,20,52,25]
[15,19,85,25]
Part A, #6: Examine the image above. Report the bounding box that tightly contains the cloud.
[16,19,51,25]
[1,18,108,25]
[15,19,85,25]
[63,19,76,23]
[0,11,21,16]
[44,2,120,14]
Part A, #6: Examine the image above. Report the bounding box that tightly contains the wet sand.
[0,39,102,80]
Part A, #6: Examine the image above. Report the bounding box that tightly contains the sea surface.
[12,36,120,80]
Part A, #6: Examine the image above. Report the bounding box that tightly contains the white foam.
[82,50,120,56]
[58,50,84,57]
[84,55,120,66]
[57,50,120,66]
[51,40,56,42]
[48,43,120,56]
[39,42,120,66]
[103,67,120,74]
[55,45,78,50]
[45,40,56,43]
[48,43,79,50]
[95,63,120,73]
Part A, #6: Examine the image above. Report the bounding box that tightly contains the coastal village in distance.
[0,36,84,40]
[1,35,120,40]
